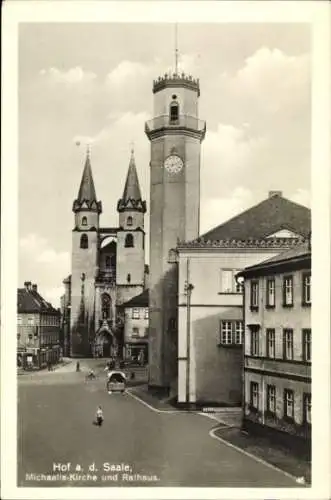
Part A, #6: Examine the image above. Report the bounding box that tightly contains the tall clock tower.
[145,72,206,390]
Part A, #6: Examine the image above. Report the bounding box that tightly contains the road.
[18,360,297,487]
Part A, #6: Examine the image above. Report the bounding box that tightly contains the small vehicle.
[85,370,96,381]
[106,370,126,393]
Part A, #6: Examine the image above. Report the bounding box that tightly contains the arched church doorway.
[94,328,117,358]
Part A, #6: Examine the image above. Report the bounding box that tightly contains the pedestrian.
[76,361,80,372]
[96,406,104,426]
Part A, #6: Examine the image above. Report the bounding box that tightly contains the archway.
[94,327,117,358]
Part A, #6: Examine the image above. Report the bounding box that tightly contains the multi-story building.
[121,289,149,365]
[175,192,310,407]
[17,281,61,368]
[238,241,311,455]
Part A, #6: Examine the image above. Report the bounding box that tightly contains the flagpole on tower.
[175,23,179,75]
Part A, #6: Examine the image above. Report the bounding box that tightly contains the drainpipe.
[185,258,194,405]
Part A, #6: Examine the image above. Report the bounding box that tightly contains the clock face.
[164,155,184,174]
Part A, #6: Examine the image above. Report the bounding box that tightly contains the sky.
[18,22,311,307]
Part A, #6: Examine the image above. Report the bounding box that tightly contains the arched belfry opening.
[169,100,179,123]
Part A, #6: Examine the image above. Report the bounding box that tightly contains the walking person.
[95,406,104,427]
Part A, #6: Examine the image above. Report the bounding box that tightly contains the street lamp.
[184,277,194,406]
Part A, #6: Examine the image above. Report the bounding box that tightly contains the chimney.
[32,284,38,292]
[24,281,32,291]
[269,191,283,198]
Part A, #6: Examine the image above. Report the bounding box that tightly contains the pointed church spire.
[73,146,102,213]
[117,149,146,213]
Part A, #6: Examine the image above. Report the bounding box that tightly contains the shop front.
[124,342,148,365]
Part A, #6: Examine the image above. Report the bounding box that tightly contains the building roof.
[237,240,311,278]
[121,289,149,308]
[200,194,310,242]
[72,151,102,213]
[17,284,59,314]
[117,150,146,213]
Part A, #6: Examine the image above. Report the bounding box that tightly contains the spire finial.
[175,23,179,75]
[130,141,135,156]
[86,142,91,160]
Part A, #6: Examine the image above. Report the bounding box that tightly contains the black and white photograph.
[1,1,330,498]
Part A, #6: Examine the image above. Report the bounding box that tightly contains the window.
[250,382,259,409]
[220,321,232,345]
[220,269,242,293]
[302,273,311,306]
[283,276,293,306]
[267,385,276,414]
[28,317,34,326]
[127,216,133,226]
[219,321,244,345]
[105,256,111,268]
[28,333,33,340]
[125,233,134,248]
[250,327,259,356]
[302,329,311,362]
[303,393,311,424]
[283,329,294,360]
[132,308,140,319]
[18,317,22,325]
[101,293,111,320]
[250,281,259,310]
[266,279,275,307]
[234,321,243,344]
[169,101,179,122]
[132,327,139,337]
[144,308,149,320]
[80,234,88,249]
[82,216,87,226]
[284,389,294,419]
[266,329,276,358]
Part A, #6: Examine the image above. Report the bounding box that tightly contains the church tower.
[70,149,102,357]
[116,150,146,290]
[145,72,206,389]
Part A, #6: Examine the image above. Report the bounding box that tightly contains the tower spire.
[117,150,146,213]
[73,145,102,213]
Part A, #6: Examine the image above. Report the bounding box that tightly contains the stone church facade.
[62,149,147,358]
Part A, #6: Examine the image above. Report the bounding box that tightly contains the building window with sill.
[267,385,276,414]
[132,308,140,319]
[266,328,276,358]
[250,381,259,410]
[303,393,311,424]
[127,216,133,226]
[302,328,311,362]
[250,326,260,356]
[302,273,311,306]
[284,389,294,419]
[283,329,294,360]
[169,101,179,122]
[266,278,275,308]
[220,269,242,294]
[283,276,293,306]
[144,308,149,320]
[219,320,243,345]
[250,281,259,310]
[132,327,139,337]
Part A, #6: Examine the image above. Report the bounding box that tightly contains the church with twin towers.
[62,62,205,391]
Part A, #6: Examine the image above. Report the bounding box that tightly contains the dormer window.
[80,234,88,249]
[125,233,134,248]
[170,101,179,122]
[127,216,133,226]
[82,216,87,226]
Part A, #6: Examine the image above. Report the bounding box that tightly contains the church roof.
[117,151,146,213]
[200,194,310,241]
[73,151,102,213]
[121,289,149,308]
